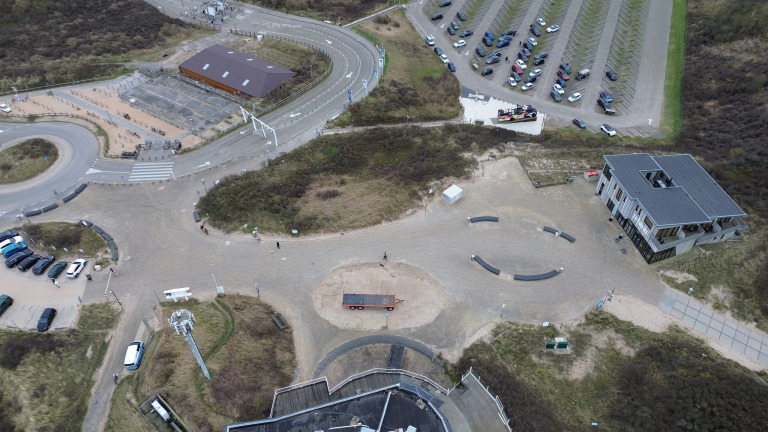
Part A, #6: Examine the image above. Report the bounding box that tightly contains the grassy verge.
[331,9,461,127]
[0,139,58,184]
[105,295,295,431]
[199,124,519,233]
[0,303,119,432]
[661,0,686,134]
[21,222,110,259]
[455,311,768,431]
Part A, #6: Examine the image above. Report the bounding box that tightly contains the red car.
[511,64,524,75]
[557,70,570,80]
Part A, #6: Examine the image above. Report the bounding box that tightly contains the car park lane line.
[579,0,623,115]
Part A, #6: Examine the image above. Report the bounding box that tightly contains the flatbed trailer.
[342,292,396,310]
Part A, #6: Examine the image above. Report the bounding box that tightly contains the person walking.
[54,280,60,288]
[383,252,388,261]
[276,241,280,249]
[51,278,56,285]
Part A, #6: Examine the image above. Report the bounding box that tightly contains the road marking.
[346,72,353,78]
[128,162,174,182]
[326,39,332,44]
[196,161,211,168]
[85,168,131,175]
[289,112,301,118]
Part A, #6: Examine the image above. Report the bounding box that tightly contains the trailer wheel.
[349,306,356,310]
[358,306,364,310]
[387,307,394,311]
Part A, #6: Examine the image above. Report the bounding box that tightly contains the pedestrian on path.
[113,373,118,384]
[51,278,56,285]
[276,241,280,249]
[383,252,388,261]
[86,274,92,281]
[54,280,60,287]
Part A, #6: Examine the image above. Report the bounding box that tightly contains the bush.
[316,189,341,200]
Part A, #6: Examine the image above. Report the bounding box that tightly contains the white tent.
[442,185,463,205]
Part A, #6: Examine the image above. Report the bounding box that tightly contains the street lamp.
[202,179,208,192]
[500,303,505,319]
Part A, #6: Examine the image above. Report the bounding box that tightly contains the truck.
[497,105,537,122]
[342,292,396,311]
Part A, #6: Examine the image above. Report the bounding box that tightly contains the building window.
[644,216,653,230]
[602,165,612,181]
[616,188,623,201]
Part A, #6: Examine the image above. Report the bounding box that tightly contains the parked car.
[557,70,570,80]
[0,235,23,250]
[32,255,56,275]
[434,47,444,56]
[535,52,549,59]
[502,29,516,36]
[450,21,460,31]
[559,63,572,74]
[439,0,451,6]
[497,38,511,48]
[598,97,612,109]
[521,83,533,91]
[121,151,137,159]
[555,77,567,88]
[0,103,11,113]
[573,118,587,129]
[523,41,533,51]
[5,249,32,268]
[484,31,495,41]
[515,59,528,70]
[530,25,542,37]
[426,35,435,46]
[568,92,582,102]
[17,254,41,272]
[448,26,456,35]
[546,24,560,33]
[511,64,524,75]
[47,260,69,278]
[550,90,562,102]
[2,241,27,258]
[510,71,522,82]
[0,230,19,242]
[37,308,57,332]
[440,54,450,64]
[447,62,456,72]
[486,56,500,64]
[124,341,146,370]
[606,70,618,81]
[482,36,493,47]
[460,29,474,37]
[533,57,545,66]
[66,259,87,278]
[527,37,538,47]
[454,39,466,48]
[489,49,502,58]
[517,51,529,62]
[536,17,546,26]
[601,124,617,136]
[521,47,531,57]
[431,13,443,20]
[481,68,494,76]
[0,295,12,318]
[553,84,565,95]
[456,10,467,21]
[524,75,537,84]
[507,77,518,87]
[599,90,613,103]
[529,68,542,78]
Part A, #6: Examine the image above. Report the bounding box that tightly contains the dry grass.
[0,303,119,432]
[0,138,58,184]
[106,295,295,432]
[21,222,110,259]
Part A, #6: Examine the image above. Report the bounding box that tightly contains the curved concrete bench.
[471,255,501,275]
[74,183,87,194]
[62,192,78,203]
[42,203,59,213]
[514,269,561,281]
[24,209,42,217]
[543,226,576,243]
[468,216,499,223]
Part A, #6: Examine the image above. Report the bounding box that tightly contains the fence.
[449,367,512,432]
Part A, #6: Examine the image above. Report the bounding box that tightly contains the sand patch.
[661,270,699,284]
[313,262,449,330]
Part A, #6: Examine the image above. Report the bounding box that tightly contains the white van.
[124,341,145,370]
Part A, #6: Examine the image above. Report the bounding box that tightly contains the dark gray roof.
[179,44,295,98]
[604,154,745,227]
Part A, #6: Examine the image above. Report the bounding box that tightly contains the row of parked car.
[1,230,87,278]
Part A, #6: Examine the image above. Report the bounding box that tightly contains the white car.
[601,124,617,136]
[515,59,528,70]
[536,17,546,26]
[528,68,542,78]
[507,77,517,87]
[453,39,466,48]
[567,92,582,103]
[546,24,560,33]
[0,103,11,113]
[426,35,435,46]
[527,37,538,47]
[66,259,87,278]
[0,236,23,250]
[440,54,450,64]
[521,83,534,91]
[553,84,565,95]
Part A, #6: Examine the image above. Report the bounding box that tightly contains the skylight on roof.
[227,51,234,54]
[222,71,229,78]
[242,79,250,86]
[247,58,254,61]
[202,64,210,70]
[267,66,274,69]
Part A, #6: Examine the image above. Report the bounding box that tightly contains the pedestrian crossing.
[128,162,175,182]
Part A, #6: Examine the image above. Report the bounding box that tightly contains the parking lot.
[414,0,672,136]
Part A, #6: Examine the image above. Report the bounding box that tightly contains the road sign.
[380,48,385,58]
[379,58,384,68]
[362,79,368,89]
[374,69,378,78]
[347,89,353,102]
